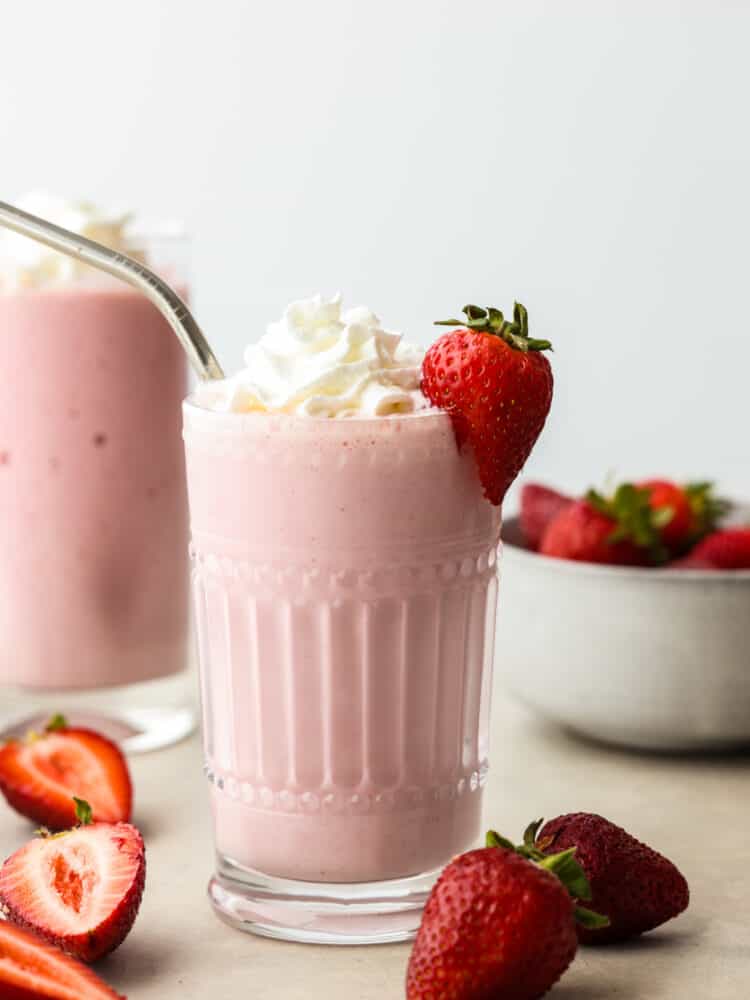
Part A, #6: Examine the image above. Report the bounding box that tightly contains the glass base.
[0,668,197,754]
[209,854,438,945]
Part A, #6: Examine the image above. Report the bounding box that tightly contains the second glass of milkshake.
[0,193,194,752]
[185,295,502,943]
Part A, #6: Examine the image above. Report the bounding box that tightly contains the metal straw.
[0,199,224,381]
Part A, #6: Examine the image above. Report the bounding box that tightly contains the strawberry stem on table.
[486,824,610,930]
[74,798,94,826]
[435,302,553,353]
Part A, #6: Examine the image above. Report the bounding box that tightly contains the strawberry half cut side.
[0,920,124,999]
[0,805,145,964]
[0,716,132,830]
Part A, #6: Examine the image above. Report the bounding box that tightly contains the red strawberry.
[422,303,553,506]
[520,483,572,549]
[539,490,663,566]
[0,920,124,999]
[639,479,728,554]
[0,715,132,831]
[0,799,145,963]
[407,849,576,1000]
[538,813,690,944]
[406,829,607,1000]
[676,527,750,569]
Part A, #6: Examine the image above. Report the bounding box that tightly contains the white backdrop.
[2,0,748,505]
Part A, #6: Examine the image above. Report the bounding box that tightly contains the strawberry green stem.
[487,823,610,930]
[73,798,94,826]
[435,302,552,352]
[45,713,68,733]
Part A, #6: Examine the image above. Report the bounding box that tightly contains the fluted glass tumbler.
[0,234,195,753]
[183,401,501,944]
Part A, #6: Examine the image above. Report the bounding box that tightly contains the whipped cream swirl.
[0,192,143,291]
[202,294,428,418]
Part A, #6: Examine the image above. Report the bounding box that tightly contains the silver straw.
[0,199,224,381]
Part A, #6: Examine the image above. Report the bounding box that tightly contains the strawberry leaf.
[685,481,731,540]
[73,798,93,826]
[652,507,675,529]
[575,905,611,930]
[434,302,552,353]
[539,847,592,901]
[586,484,670,564]
[486,822,610,929]
[523,818,544,847]
[45,714,68,733]
[486,830,516,851]
[513,301,528,334]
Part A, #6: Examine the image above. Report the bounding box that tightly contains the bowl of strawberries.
[497,479,750,751]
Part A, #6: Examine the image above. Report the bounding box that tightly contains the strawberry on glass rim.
[421,302,553,506]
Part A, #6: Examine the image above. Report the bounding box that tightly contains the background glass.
[0,233,195,752]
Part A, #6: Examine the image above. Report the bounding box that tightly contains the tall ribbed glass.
[183,402,501,943]
[0,234,194,753]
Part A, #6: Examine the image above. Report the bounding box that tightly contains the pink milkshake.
[0,194,193,750]
[186,295,501,942]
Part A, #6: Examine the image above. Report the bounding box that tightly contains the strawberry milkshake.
[185,295,503,942]
[0,194,193,751]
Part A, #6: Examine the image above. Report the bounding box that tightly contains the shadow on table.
[524,711,750,770]
[99,935,179,989]
[553,985,607,999]
[128,811,163,841]
[585,926,695,954]
[552,928,696,998]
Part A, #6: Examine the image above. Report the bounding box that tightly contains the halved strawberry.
[0,715,132,831]
[0,920,124,999]
[0,800,145,964]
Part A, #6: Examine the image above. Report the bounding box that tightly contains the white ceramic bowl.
[497,517,750,751]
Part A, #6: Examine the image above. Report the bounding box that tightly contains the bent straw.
[0,199,224,381]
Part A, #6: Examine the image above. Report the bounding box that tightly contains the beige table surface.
[1,691,747,999]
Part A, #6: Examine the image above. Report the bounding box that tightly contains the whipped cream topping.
[0,192,143,291]
[200,293,428,418]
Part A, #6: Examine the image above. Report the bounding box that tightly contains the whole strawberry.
[677,527,750,570]
[538,813,689,944]
[520,483,572,550]
[406,832,606,1000]
[639,479,728,555]
[540,485,669,566]
[422,303,553,506]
